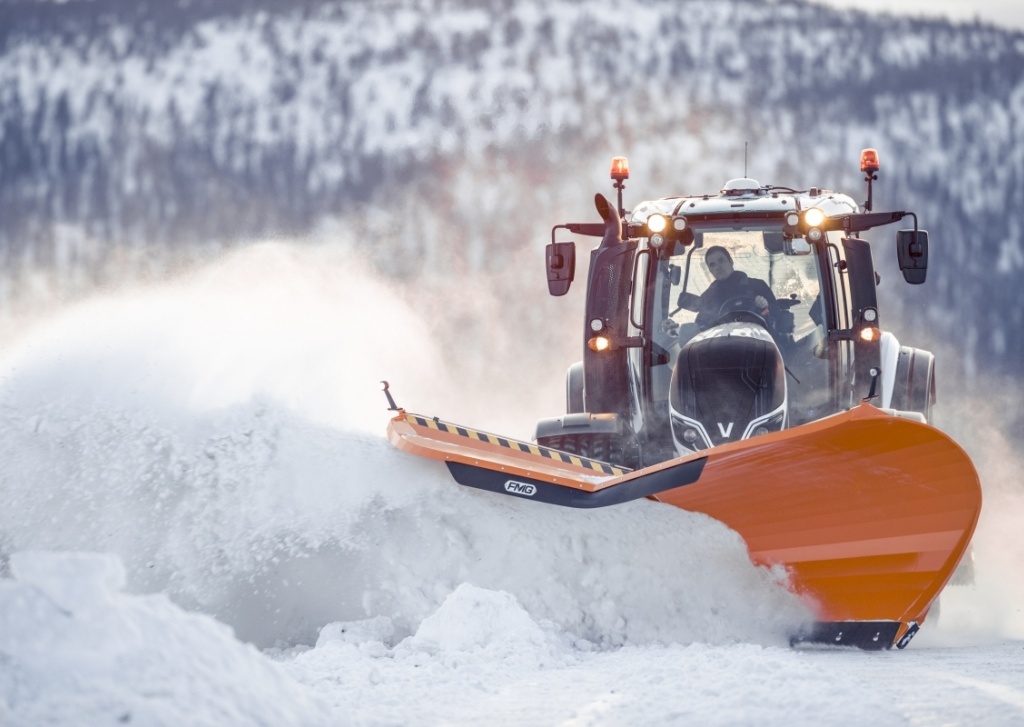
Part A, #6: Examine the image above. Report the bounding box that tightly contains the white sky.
[810,0,1024,31]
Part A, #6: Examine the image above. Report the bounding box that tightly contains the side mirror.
[546,241,576,296]
[896,229,928,284]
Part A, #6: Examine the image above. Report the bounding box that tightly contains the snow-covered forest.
[2,0,1023,397]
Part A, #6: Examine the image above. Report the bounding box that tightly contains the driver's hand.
[661,319,679,338]
[754,295,768,311]
[811,327,827,358]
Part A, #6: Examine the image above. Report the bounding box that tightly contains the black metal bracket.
[380,381,401,411]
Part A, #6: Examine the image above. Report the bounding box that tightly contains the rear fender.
[566,362,585,413]
[879,332,900,408]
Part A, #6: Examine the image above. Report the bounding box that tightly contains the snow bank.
[399,584,554,653]
[283,585,909,727]
[5,551,1009,726]
[0,551,329,727]
[286,584,577,714]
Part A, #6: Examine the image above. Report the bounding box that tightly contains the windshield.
[649,226,830,425]
[662,231,821,336]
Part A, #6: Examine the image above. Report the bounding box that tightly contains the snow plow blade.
[387,403,981,649]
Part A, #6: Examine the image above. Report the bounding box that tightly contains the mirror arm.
[904,212,923,256]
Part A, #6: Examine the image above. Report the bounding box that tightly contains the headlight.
[741,408,786,439]
[803,208,826,228]
[647,214,668,234]
[670,413,711,451]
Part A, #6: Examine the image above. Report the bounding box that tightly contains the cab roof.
[628,179,860,225]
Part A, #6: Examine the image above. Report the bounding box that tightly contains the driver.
[678,245,777,329]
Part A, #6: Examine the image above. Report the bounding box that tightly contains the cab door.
[626,245,655,437]
[819,234,855,410]
[818,233,882,410]
[583,241,636,415]
[842,237,882,401]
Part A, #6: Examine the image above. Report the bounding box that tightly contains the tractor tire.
[891,346,936,423]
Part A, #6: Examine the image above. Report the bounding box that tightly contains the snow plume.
[877,292,1024,643]
[0,242,810,652]
[923,381,1024,644]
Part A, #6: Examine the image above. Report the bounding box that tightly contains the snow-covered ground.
[1,244,1022,726]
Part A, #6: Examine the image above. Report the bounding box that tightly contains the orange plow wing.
[387,404,981,649]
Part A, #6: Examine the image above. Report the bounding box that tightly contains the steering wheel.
[705,295,770,329]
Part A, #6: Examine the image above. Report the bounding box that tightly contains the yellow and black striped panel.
[408,414,628,476]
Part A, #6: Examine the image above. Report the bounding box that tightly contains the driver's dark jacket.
[684,271,777,328]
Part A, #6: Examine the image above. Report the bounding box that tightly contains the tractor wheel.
[891,346,936,423]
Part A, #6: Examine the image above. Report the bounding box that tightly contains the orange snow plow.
[387,402,980,649]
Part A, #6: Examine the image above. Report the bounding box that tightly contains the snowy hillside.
[1,0,1024,392]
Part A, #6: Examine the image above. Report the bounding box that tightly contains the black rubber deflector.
[445,457,706,509]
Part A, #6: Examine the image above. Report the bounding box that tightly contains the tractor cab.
[539,151,934,469]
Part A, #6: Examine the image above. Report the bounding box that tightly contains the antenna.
[744,141,748,178]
